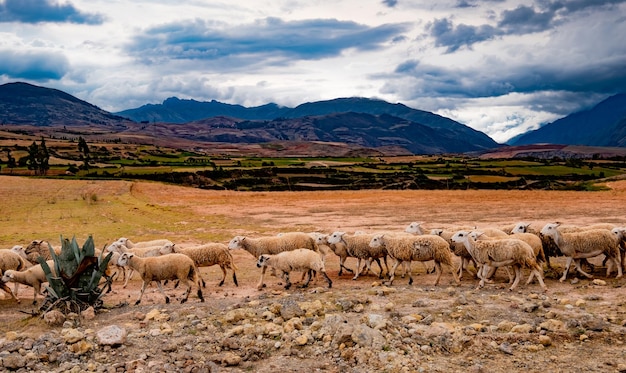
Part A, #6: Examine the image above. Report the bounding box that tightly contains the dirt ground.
[1,177,626,372]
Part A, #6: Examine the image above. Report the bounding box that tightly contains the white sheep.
[403,222,435,275]
[107,241,169,287]
[451,230,547,291]
[540,223,622,282]
[326,232,388,280]
[0,249,34,303]
[159,243,238,287]
[369,233,460,286]
[610,227,626,273]
[1,260,57,305]
[117,252,204,305]
[255,249,332,290]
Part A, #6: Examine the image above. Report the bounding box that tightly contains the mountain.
[511,93,626,147]
[0,82,130,128]
[116,96,499,150]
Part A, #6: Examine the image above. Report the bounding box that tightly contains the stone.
[510,324,533,333]
[44,310,66,326]
[82,306,96,320]
[68,340,93,355]
[1,354,26,369]
[97,325,127,346]
[522,303,539,313]
[295,334,309,346]
[538,335,552,346]
[499,342,513,355]
[539,319,565,332]
[579,334,589,341]
[575,299,586,307]
[592,279,607,286]
[61,328,85,344]
[280,299,305,320]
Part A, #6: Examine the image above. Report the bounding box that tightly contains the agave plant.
[37,235,113,315]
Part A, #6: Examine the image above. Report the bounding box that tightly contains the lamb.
[369,233,460,286]
[326,232,388,280]
[159,243,238,287]
[228,232,317,257]
[1,260,57,304]
[116,252,204,305]
[255,249,332,290]
[451,230,547,291]
[0,249,34,303]
[475,230,546,280]
[540,223,622,282]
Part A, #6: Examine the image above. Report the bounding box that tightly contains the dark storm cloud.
[429,0,626,51]
[390,55,626,99]
[0,49,69,79]
[427,18,502,52]
[0,0,104,24]
[126,17,410,67]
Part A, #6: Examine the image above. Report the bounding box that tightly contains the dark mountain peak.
[511,92,626,147]
[0,81,129,127]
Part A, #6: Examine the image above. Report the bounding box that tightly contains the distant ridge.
[511,93,626,147]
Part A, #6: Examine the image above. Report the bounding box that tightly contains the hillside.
[511,93,626,147]
[0,82,131,129]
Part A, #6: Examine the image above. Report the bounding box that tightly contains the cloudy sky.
[1,0,625,143]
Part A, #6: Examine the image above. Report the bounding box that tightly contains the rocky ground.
[1,255,625,373]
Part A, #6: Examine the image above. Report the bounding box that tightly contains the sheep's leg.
[560,257,574,282]
[257,266,268,290]
[123,268,135,288]
[433,261,443,286]
[509,265,522,291]
[232,269,239,286]
[0,283,19,303]
[338,256,354,275]
[179,279,192,304]
[154,281,171,304]
[532,266,547,291]
[571,258,594,279]
[352,259,364,280]
[218,265,227,287]
[385,259,401,286]
[449,261,461,284]
[135,280,149,305]
[400,261,409,278]
[283,272,292,290]
[321,270,333,288]
[300,270,313,288]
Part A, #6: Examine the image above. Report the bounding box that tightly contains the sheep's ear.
[554,222,561,227]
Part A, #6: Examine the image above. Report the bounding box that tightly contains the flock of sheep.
[1,221,625,306]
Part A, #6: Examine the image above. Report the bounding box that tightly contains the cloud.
[427,18,502,52]
[126,17,410,69]
[0,49,69,79]
[0,0,104,24]
[382,0,398,7]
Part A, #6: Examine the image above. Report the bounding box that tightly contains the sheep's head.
[369,234,384,248]
[228,236,245,250]
[1,270,15,283]
[326,232,345,245]
[405,222,424,234]
[511,222,530,234]
[159,242,175,255]
[10,245,28,259]
[117,252,134,266]
[256,255,270,268]
[540,222,561,237]
[451,231,470,243]
[430,228,444,236]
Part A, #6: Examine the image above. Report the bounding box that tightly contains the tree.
[78,137,90,170]
[26,138,50,175]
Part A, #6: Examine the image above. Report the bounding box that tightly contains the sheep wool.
[255,249,331,290]
[369,234,460,286]
[1,260,56,305]
[540,223,622,282]
[117,252,204,305]
[0,249,34,303]
[327,232,388,280]
[160,243,238,287]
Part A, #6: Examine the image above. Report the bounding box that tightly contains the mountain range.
[1,82,625,156]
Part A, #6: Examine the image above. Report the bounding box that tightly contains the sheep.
[431,228,478,280]
[511,222,564,269]
[326,232,388,280]
[255,249,332,290]
[107,241,169,287]
[403,222,435,275]
[24,240,61,263]
[116,252,204,305]
[0,249,34,303]
[451,230,547,291]
[159,243,238,287]
[369,233,460,286]
[540,223,622,282]
[310,233,354,276]
[1,260,57,305]
[610,227,626,273]
[116,237,173,249]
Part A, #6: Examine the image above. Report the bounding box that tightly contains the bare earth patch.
[1,177,626,372]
